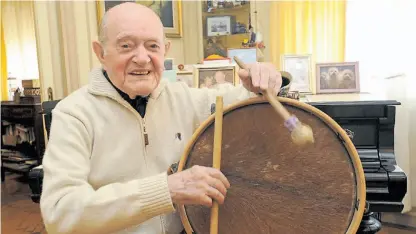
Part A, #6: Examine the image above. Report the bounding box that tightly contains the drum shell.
[177,97,366,234]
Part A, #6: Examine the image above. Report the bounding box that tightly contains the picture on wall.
[316,62,360,94]
[281,54,313,93]
[206,16,233,37]
[96,0,182,38]
[193,65,236,89]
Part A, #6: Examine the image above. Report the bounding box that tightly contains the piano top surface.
[301,93,400,106]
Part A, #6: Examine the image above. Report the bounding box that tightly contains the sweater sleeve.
[187,83,258,124]
[40,108,175,234]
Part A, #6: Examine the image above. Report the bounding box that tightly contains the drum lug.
[355,199,369,211]
[344,128,355,140]
[337,128,355,143]
[337,132,346,143]
[211,103,216,114]
[168,162,179,175]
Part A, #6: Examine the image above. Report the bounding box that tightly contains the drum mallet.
[210,96,224,234]
[234,56,314,146]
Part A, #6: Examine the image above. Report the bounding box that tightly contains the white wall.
[345,0,416,212]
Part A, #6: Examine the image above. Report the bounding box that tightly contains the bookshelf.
[1,100,45,181]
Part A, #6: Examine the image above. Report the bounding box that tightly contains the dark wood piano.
[306,94,407,233]
[28,95,407,233]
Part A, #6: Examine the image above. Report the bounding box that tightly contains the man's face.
[94,7,167,98]
[215,71,225,83]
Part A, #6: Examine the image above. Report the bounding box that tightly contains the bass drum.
[176,97,366,234]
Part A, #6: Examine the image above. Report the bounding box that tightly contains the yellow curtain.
[269,1,346,69]
[1,21,8,101]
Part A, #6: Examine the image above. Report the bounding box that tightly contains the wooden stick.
[234,56,314,145]
[264,88,291,121]
[234,57,290,121]
[210,96,223,234]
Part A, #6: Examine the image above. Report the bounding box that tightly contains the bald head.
[98,3,164,46]
[92,2,171,98]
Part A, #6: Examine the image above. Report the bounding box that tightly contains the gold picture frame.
[95,0,183,38]
[193,64,238,89]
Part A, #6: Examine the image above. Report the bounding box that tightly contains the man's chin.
[133,82,158,97]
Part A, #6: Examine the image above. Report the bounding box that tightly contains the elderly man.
[40,3,282,234]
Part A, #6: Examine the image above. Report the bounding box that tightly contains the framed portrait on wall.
[96,0,183,38]
[281,54,313,93]
[193,64,237,89]
[316,62,360,94]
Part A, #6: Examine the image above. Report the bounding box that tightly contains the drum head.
[178,97,365,234]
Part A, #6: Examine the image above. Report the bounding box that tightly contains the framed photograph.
[176,71,194,88]
[206,16,233,37]
[193,64,237,89]
[316,62,360,94]
[281,54,313,93]
[228,48,257,64]
[96,0,183,38]
[164,58,174,70]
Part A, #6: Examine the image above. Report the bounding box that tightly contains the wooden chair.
[28,100,60,203]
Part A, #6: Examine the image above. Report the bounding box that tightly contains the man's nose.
[132,46,150,65]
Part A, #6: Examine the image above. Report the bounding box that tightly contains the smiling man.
[40,3,282,234]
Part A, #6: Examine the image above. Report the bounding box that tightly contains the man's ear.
[164,41,171,56]
[92,41,106,64]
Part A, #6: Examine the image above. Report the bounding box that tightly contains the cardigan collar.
[87,67,166,101]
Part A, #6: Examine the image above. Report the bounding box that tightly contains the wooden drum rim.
[177,96,366,234]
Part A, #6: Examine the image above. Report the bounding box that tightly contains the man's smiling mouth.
[129,71,150,76]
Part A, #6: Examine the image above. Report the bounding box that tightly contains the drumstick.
[233,56,314,145]
[210,96,223,234]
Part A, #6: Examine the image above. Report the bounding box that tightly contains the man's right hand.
[167,165,230,207]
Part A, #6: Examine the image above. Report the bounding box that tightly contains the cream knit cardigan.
[40,68,255,234]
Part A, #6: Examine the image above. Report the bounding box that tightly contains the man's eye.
[121,44,130,48]
[150,44,159,49]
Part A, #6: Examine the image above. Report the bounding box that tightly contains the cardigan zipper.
[143,118,149,146]
[117,100,149,148]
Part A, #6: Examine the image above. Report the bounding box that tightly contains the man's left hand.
[238,62,283,95]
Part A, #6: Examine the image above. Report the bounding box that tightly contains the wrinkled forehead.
[106,12,164,43]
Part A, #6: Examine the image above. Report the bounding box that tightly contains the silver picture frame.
[281,54,313,93]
